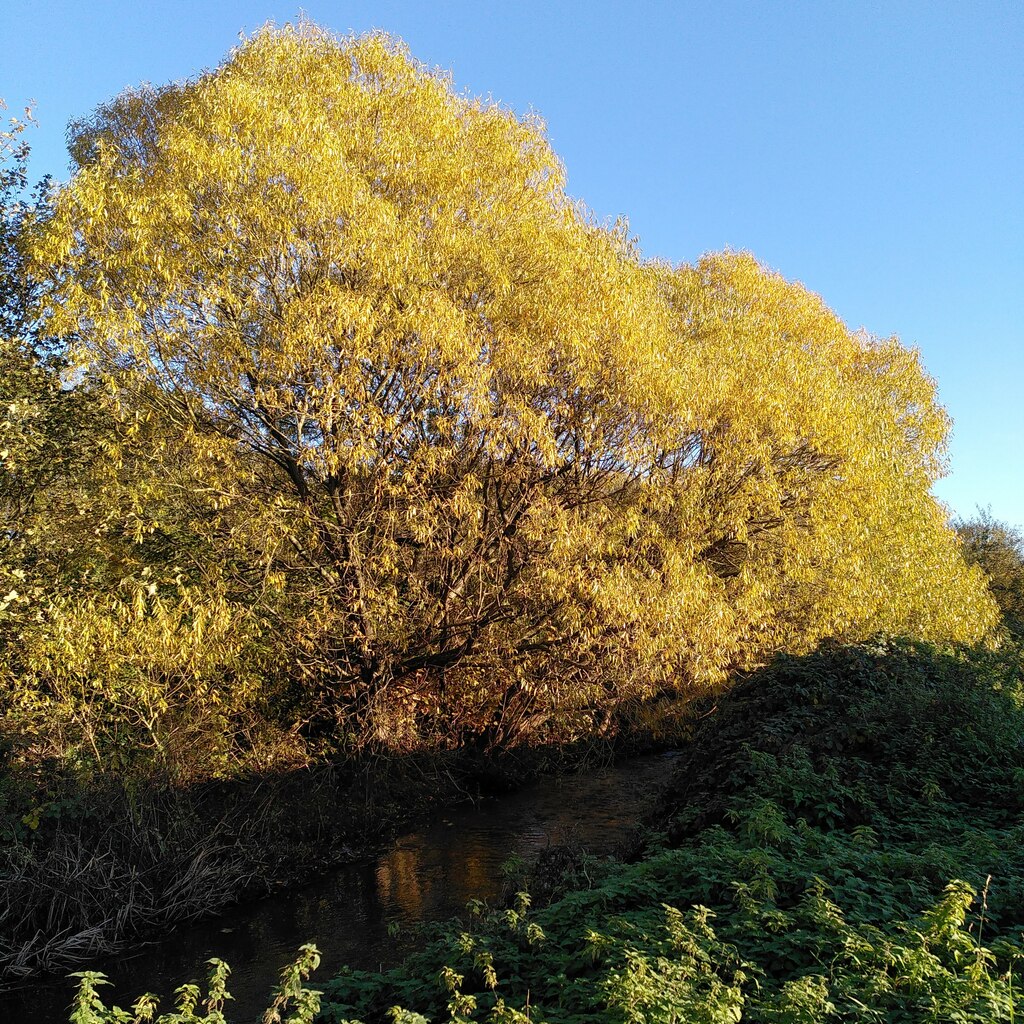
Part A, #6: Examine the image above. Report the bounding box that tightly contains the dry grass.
[0,788,262,988]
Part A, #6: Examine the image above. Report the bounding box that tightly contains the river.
[6,752,677,1023]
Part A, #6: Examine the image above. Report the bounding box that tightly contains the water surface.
[9,753,676,1023]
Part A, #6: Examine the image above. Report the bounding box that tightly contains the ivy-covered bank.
[69,639,1024,1022]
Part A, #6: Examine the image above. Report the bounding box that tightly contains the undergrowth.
[0,748,508,986]
[314,639,1024,1022]
[68,639,1024,1021]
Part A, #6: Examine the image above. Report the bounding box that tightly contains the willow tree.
[35,24,996,746]
[651,252,997,665]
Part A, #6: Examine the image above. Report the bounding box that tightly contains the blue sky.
[3,1,1021,527]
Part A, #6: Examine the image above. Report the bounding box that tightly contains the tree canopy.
[21,23,997,757]
[955,509,1024,639]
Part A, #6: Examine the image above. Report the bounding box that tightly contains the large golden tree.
[33,24,996,747]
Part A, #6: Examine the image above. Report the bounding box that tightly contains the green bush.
[315,640,1024,1022]
[956,510,1024,639]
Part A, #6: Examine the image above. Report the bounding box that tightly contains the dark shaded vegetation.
[307,640,1024,1022]
[0,729,653,987]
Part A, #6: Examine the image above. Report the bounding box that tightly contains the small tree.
[955,509,1024,638]
[0,103,108,625]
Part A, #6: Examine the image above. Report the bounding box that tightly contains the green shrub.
[316,640,1024,1022]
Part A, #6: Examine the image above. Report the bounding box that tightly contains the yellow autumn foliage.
[31,23,996,748]
[11,580,286,778]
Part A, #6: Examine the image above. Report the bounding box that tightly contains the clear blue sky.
[3,1,1022,527]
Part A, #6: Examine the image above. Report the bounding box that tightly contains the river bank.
[314,640,1024,1023]
[2,751,679,1022]
[0,725,680,995]
[16,638,1024,1023]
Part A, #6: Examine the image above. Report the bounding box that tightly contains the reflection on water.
[7,754,675,1023]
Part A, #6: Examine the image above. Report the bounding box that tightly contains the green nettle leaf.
[68,947,320,1024]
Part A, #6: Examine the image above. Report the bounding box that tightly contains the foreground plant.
[69,944,321,1024]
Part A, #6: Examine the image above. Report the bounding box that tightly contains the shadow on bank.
[0,709,677,991]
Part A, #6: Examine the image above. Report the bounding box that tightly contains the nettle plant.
[70,944,322,1024]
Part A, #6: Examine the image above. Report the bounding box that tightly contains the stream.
[9,752,677,1023]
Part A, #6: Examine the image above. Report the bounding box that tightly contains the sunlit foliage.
[70,944,322,1024]
[0,104,105,616]
[956,509,1024,638]
[26,23,996,754]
